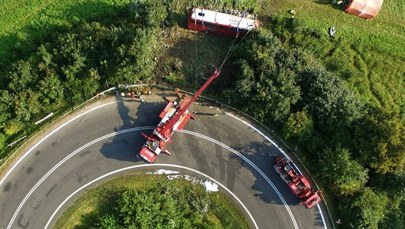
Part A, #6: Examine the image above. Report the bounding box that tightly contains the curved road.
[0,95,327,229]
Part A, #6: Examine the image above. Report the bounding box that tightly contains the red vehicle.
[274,156,322,209]
[187,8,259,37]
[139,70,221,163]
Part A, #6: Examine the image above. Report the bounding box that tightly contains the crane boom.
[156,69,220,141]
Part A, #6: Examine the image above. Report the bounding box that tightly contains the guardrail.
[1,83,335,229]
[0,86,118,171]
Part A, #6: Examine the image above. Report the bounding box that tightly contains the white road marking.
[181,130,299,229]
[3,101,326,229]
[8,128,299,229]
[6,127,154,229]
[0,102,116,187]
[225,112,327,229]
[225,112,289,158]
[44,164,259,229]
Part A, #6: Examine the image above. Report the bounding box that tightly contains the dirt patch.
[157,26,235,92]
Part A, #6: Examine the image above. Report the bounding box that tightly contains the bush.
[0,133,6,152]
[4,120,24,137]
[338,188,388,229]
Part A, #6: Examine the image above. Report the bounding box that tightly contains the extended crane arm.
[156,69,221,138]
[179,69,220,113]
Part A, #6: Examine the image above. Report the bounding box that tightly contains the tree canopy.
[228,30,301,122]
[1,0,404,227]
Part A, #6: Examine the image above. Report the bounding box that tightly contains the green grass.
[263,0,405,112]
[55,174,160,228]
[267,0,405,57]
[55,174,250,229]
[0,0,131,66]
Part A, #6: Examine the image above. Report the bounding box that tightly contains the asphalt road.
[0,94,327,229]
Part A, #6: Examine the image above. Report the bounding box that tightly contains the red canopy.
[345,0,383,19]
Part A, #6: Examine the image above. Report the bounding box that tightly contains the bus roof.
[190,8,257,31]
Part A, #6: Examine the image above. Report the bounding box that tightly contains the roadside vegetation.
[0,0,404,228]
[55,174,249,229]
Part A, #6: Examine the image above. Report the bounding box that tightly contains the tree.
[8,60,38,93]
[12,90,41,122]
[369,171,405,199]
[36,44,53,71]
[0,133,6,152]
[317,147,368,195]
[282,110,314,142]
[368,171,405,228]
[126,28,162,83]
[0,90,13,126]
[127,0,168,27]
[339,188,388,229]
[91,182,216,229]
[97,214,122,229]
[3,120,24,136]
[298,67,365,132]
[229,29,301,122]
[379,200,405,229]
[352,107,405,174]
[37,73,64,111]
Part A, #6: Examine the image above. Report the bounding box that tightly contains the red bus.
[187,8,259,37]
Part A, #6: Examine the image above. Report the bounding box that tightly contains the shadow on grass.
[159,29,236,93]
[314,0,347,11]
[168,10,189,28]
[74,189,120,229]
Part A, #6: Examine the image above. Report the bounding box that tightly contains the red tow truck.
[274,156,322,209]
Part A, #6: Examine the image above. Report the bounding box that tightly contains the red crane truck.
[139,70,221,163]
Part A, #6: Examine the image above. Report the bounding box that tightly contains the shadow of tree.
[74,189,120,229]
[227,140,327,227]
[230,141,300,206]
[157,29,234,92]
[99,95,166,162]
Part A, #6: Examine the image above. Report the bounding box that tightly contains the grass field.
[268,0,405,56]
[263,0,405,112]
[55,174,249,229]
[0,0,131,66]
